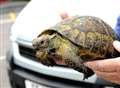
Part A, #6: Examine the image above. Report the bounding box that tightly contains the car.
[6,0,120,88]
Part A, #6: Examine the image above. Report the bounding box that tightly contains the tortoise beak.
[32,38,39,50]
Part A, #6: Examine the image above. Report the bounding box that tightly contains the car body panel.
[9,0,120,86]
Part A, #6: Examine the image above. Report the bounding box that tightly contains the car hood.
[11,0,120,42]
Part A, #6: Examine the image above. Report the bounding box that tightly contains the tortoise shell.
[40,16,119,59]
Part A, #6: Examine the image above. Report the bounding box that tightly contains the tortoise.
[32,16,120,79]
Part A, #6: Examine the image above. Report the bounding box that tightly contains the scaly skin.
[33,33,80,66]
[33,33,94,78]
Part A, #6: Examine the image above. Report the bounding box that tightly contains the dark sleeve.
[115,16,120,40]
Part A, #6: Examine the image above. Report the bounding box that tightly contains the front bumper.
[8,65,113,88]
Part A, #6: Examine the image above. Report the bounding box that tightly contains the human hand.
[85,41,120,84]
[60,13,120,84]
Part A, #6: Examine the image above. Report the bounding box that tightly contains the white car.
[7,0,120,88]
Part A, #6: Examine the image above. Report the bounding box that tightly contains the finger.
[113,40,120,52]
[60,12,69,20]
[84,57,120,72]
[95,71,120,84]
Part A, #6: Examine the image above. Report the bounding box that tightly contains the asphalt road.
[0,2,28,88]
[0,59,11,88]
[0,19,12,56]
[0,16,13,88]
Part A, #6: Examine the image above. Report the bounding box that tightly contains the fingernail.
[84,61,100,70]
[113,40,120,45]
[84,62,93,68]
[113,40,120,52]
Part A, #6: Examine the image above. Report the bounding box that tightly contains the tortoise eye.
[40,39,49,47]
[40,40,44,44]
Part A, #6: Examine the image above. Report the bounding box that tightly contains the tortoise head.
[32,30,56,65]
[32,30,67,66]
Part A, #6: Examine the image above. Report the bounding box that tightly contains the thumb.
[60,12,69,20]
[84,57,120,72]
[113,40,120,52]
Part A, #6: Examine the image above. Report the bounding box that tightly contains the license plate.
[25,80,49,88]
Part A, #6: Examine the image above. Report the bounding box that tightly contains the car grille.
[18,45,38,61]
[18,44,68,67]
